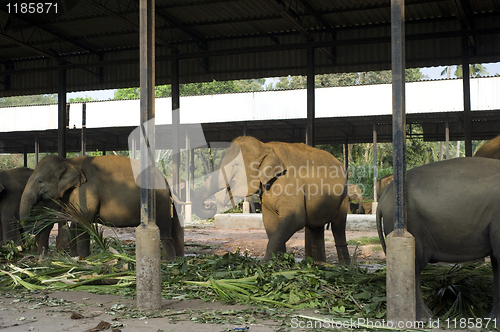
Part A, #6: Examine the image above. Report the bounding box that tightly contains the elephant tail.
[376,204,387,254]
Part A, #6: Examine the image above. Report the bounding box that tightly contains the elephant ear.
[55,162,87,197]
[0,182,4,193]
[258,148,286,185]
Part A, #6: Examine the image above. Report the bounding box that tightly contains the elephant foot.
[335,244,351,265]
[56,225,71,251]
[161,239,176,261]
[416,304,433,322]
[489,309,500,322]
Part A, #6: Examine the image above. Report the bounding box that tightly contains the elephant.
[0,167,33,244]
[20,155,183,260]
[474,135,500,159]
[376,174,393,201]
[347,184,364,214]
[376,157,500,321]
[193,136,350,264]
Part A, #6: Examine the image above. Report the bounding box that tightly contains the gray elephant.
[474,135,500,159]
[347,184,364,214]
[376,157,500,321]
[193,136,350,264]
[0,167,33,244]
[20,155,183,260]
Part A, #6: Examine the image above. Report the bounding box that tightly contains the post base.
[136,223,161,311]
[386,230,416,324]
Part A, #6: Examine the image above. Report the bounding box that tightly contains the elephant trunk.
[192,170,226,219]
[19,180,40,221]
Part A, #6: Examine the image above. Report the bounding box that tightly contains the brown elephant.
[192,136,350,264]
[0,168,33,244]
[474,135,500,159]
[347,184,364,214]
[20,155,183,260]
[376,174,393,201]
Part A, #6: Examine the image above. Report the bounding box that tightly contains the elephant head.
[192,137,285,219]
[20,155,86,220]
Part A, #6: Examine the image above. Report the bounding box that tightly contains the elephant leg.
[415,262,433,322]
[36,223,53,255]
[68,222,91,258]
[331,198,350,265]
[262,205,303,261]
[157,197,177,261]
[490,255,500,320]
[172,209,184,257]
[158,223,176,262]
[0,216,3,244]
[304,226,326,262]
[1,212,21,244]
[55,223,71,251]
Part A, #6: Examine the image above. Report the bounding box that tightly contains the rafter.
[0,7,99,56]
[0,33,101,78]
[266,0,335,59]
[451,0,476,48]
[88,0,207,69]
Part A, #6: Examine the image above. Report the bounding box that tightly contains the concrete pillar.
[386,231,416,323]
[388,0,416,323]
[136,0,161,311]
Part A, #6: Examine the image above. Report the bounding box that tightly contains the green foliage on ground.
[0,200,495,322]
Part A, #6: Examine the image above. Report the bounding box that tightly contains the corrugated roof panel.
[1,0,500,96]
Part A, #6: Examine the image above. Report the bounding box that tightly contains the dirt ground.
[0,223,390,332]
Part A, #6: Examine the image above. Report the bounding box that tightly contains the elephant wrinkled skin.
[20,155,183,260]
[376,157,500,321]
[0,168,33,244]
[193,136,350,264]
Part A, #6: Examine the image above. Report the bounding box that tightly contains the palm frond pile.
[0,202,495,321]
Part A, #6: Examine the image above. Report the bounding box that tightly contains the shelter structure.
[2,0,500,318]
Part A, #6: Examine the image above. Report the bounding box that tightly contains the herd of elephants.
[1,134,500,321]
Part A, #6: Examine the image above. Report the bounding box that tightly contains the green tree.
[68,96,97,102]
[114,79,267,100]
[268,69,426,90]
[440,64,489,78]
[0,94,57,107]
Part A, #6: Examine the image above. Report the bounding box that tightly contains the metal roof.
[1,0,500,97]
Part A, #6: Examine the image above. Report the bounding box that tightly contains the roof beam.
[88,0,207,69]
[267,0,312,39]
[0,33,101,78]
[266,0,335,60]
[450,0,476,48]
[0,8,100,56]
[88,0,174,49]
